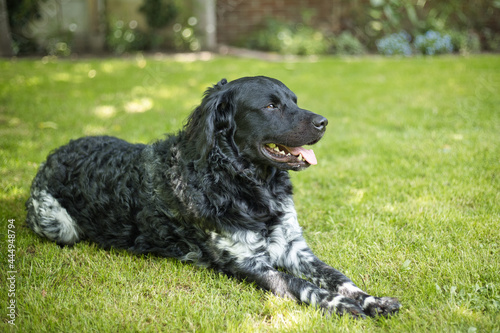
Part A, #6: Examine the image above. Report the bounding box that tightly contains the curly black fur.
[26,76,400,318]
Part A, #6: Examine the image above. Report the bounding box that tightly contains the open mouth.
[261,143,317,167]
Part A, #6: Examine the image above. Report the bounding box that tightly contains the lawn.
[1,54,499,332]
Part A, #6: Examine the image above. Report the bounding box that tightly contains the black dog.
[26,76,400,318]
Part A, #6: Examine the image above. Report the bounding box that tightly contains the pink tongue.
[287,146,317,165]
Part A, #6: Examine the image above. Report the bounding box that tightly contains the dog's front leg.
[244,266,368,318]
[275,234,401,317]
[306,255,401,317]
[272,203,401,317]
[211,231,366,318]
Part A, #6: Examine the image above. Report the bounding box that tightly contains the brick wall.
[216,0,341,45]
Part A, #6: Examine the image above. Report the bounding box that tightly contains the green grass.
[1,54,499,332]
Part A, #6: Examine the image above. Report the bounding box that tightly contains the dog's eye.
[265,104,276,110]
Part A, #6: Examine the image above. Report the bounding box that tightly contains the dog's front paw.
[362,296,401,317]
[321,294,367,319]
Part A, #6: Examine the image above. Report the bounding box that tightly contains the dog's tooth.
[297,154,304,161]
[279,150,286,155]
[286,153,291,156]
[273,146,280,152]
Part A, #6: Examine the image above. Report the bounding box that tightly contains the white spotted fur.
[30,190,79,244]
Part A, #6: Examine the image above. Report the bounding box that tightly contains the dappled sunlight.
[51,72,74,82]
[94,105,117,119]
[348,188,366,204]
[0,183,25,201]
[265,311,302,330]
[100,62,117,74]
[451,306,483,324]
[38,61,98,84]
[239,295,320,331]
[73,63,93,74]
[7,117,21,127]
[154,85,200,110]
[383,203,396,213]
[88,69,97,79]
[172,51,213,62]
[124,98,154,113]
[38,121,58,129]
[130,85,149,95]
[99,61,133,74]
[155,85,190,100]
[83,125,108,136]
[11,75,42,87]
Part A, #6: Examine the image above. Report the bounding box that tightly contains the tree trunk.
[0,0,13,57]
[195,0,217,51]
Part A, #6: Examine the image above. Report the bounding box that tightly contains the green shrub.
[139,0,179,50]
[247,19,329,56]
[107,20,149,55]
[448,30,481,55]
[483,28,500,52]
[11,35,39,55]
[172,17,200,52]
[7,0,45,55]
[45,31,73,57]
[139,0,178,30]
[330,31,366,55]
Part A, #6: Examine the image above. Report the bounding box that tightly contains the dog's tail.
[26,187,80,246]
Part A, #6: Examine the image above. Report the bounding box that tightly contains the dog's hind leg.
[26,189,80,246]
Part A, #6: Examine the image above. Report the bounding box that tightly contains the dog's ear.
[184,79,237,165]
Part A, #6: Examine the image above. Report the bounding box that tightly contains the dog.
[26,76,400,318]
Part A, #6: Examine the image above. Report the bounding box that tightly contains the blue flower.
[376,31,413,56]
[414,30,454,55]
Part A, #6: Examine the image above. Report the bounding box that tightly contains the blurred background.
[1,0,500,58]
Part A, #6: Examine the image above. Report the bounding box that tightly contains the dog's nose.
[312,115,328,131]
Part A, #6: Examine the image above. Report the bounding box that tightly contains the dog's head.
[185,76,327,172]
